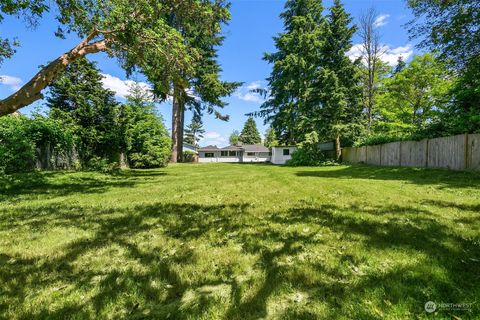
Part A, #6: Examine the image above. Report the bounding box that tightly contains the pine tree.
[239,117,261,145]
[229,130,240,145]
[46,57,120,164]
[120,83,171,168]
[256,0,325,144]
[264,127,279,148]
[184,114,205,147]
[168,3,242,163]
[394,56,406,74]
[316,0,363,159]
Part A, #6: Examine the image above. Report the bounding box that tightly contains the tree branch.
[0,32,108,116]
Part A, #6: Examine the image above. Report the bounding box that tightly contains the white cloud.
[0,75,22,91]
[373,14,390,28]
[347,44,414,66]
[200,131,227,147]
[101,73,152,99]
[235,81,266,103]
[381,45,414,66]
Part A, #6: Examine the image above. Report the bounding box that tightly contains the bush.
[286,132,337,166]
[0,116,36,173]
[0,115,74,173]
[87,156,120,173]
[183,150,197,162]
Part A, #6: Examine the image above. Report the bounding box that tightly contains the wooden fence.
[342,134,480,171]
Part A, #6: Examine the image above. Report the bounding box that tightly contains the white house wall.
[271,147,296,164]
[243,152,271,162]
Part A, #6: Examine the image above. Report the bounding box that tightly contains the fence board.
[467,134,480,170]
[341,134,479,171]
[366,145,381,165]
[400,139,428,167]
[357,146,367,163]
[427,134,466,170]
[381,142,401,166]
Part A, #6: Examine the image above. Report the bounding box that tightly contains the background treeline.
[0,58,171,173]
[255,0,479,165]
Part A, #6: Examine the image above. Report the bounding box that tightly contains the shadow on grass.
[1,198,479,319]
[295,164,480,189]
[0,170,167,202]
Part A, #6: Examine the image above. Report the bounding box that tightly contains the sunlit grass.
[0,163,479,319]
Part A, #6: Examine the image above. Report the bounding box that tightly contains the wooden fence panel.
[366,145,381,165]
[427,134,466,170]
[400,139,428,168]
[342,147,355,162]
[357,146,367,163]
[467,134,480,170]
[381,142,401,166]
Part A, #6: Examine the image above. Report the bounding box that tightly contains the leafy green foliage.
[120,83,171,169]
[375,53,453,136]
[256,0,325,144]
[257,0,362,148]
[407,0,480,135]
[184,114,205,147]
[0,114,73,173]
[286,132,332,166]
[229,130,240,146]
[263,127,278,148]
[47,57,120,166]
[239,117,261,145]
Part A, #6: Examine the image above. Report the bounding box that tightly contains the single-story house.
[271,146,297,165]
[198,144,271,163]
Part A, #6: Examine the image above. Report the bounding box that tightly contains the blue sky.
[0,0,417,147]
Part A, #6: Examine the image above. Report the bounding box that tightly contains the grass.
[0,163,479,319]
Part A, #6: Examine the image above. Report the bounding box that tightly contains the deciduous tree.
[0,0,233,116]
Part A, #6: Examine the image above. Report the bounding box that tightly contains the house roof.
[242,144,270,153]
[221,145,243,151]
[198,145,220,151]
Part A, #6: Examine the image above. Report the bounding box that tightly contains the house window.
[229,151,237,156]
[247,152,255,156]
[283,149,290,156]
[221,151,228,157]
[205,153,214,158]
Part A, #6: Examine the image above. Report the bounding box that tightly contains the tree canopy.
[239,117,261,145]
[0,0,234,116]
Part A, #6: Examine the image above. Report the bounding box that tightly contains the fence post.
[425,138,429,168]
[465,133,469,170]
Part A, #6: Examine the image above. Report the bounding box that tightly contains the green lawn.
[0,164,479,319]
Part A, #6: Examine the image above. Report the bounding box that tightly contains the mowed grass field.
[0,163,479,319]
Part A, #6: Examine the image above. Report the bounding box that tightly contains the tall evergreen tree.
[168,2,242,162]
[184,114,205,147]
[239,117,261,144]
[229,130,240,145]
[256,0,325,144]
[120,83,171,169]
[264,127,279,148]
[315,0,363,159]
[46,57,120,164]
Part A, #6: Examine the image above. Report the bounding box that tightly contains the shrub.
[287,132,337,166]
[0,115,75,173]
[0,116,36,173]
[183,150,197,162]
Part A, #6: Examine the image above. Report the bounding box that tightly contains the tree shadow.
[295,165,480,189]
[1,198,479,318]
[0,170,167,202]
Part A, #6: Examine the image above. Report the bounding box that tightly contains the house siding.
[271,147,297,164]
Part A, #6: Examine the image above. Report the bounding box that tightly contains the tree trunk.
[171,86,185,163]
[335,129,341,161]
[0,30,107,116]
